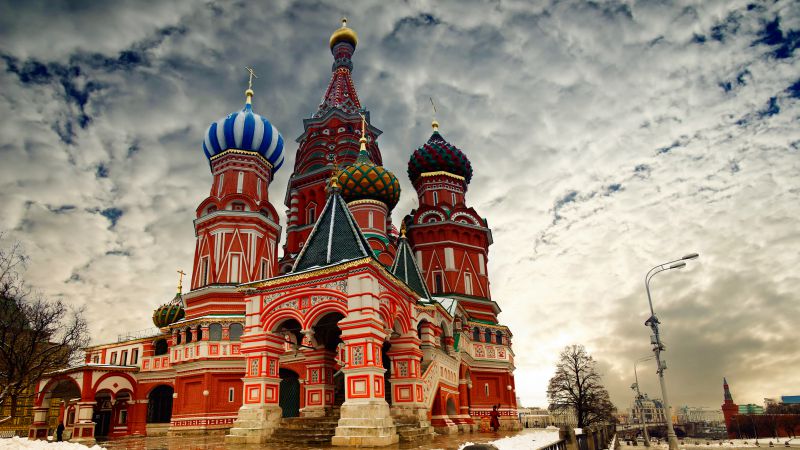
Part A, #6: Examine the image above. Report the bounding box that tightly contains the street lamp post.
[644,253,699,450]
[632,356,654,446]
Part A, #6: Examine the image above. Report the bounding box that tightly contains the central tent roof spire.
[317,18,362,117]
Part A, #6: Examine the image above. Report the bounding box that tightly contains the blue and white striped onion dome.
[202,102,285,173]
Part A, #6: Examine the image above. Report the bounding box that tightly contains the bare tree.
[0,233,89,423]
[547,344,617,428]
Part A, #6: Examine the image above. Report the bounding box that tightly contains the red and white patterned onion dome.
[408,125,473,184]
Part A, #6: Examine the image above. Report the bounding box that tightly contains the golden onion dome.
[330,18,358,49]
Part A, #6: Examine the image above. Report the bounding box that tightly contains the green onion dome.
[152,293,184,328]
[408,123,473,184]
[337,141,401,211]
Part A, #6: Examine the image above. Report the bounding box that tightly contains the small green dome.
[153,295,184,328]
[338,148,401,210]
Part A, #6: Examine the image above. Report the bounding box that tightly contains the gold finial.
[176,269,186,294]
[341,17,348,28]
[244,66,258,105]
[430,97,439,131]
[400,222,407,238]
[359,113,368,148]
[327,169,341,193]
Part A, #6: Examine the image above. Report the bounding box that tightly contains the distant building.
[678,406,724,426]
[782,396,800,405]
[738,404,764,415]
[519,407,552,428]
[630,394,667,424]
[721,378,800,439]
[550,409,578,427]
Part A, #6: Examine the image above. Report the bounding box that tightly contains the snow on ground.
[0,437,104,450]
[459,428,561,450]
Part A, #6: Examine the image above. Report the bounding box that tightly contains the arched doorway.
[147,385,173,423]
[43,379,82,436]
[446,397,457,416]
[311,312,345,408]
[382,341,392,404]
[93,391,113,439]
[279,368,300,418]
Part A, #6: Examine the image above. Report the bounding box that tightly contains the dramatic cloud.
[1,0,798,412]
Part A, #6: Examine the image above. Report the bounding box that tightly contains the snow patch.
[0,437,104,450]
[459,429,561,450]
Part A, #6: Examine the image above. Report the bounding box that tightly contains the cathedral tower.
[721,377,739,438]
[280,20,385,272]
[189,79,284,314]
[336,115,401,265]
[405,121,497,322]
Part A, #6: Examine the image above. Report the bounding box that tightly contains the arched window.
[185,327,193,343]
[209,323,222,341]
[175,331,182,345]
[495,331,503,345]
[196,325,203,341]
[229,323,243,341]
[473,327,480,342]
[154,339,168,356]
[307,205,316,224]
[485,328,492,343]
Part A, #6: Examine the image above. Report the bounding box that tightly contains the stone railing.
[420,349,460,409]
[539,439,568,450]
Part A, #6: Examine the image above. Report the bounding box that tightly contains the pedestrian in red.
[490,404,501,432]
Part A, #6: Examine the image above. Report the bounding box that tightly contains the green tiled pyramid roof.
[390,233,430,299]
[293,191,374,272]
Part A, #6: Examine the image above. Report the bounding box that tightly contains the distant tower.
[721,377,739,438]
[405,120,496,321]
[280,19,385,271]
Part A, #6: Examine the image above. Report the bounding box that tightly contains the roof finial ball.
[330,16,359,50]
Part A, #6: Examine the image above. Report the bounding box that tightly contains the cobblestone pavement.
[97,429,538,450]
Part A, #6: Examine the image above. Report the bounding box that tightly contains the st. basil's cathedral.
[28,20,521,446]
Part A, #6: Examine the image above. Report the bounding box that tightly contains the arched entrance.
[446,397,457,416]
[279,368,300,418]
[44,379,82,436]
[311,312,345,409]
[146,385,173,423]
[382,341,392,404]
[93,391,113,439]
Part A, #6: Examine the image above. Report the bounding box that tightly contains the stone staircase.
[394,415,435,445]
[267,414,340,447]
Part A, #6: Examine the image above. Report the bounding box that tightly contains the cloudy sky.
[1,0,798,410]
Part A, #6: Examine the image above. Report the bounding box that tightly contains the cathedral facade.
[28,21,520,446]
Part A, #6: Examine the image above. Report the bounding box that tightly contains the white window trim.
[236,171,244,194]
[229,253,241,283]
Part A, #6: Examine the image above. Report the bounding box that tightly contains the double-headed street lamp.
[631,356,654,446]
[644,253,699,450]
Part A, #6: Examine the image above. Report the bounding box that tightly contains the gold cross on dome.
[245,66,258,90]
[177,269,186,293]
[359,112,366,136]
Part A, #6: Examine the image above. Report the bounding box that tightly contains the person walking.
[56,423,65,442]
[490,404,501,432]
